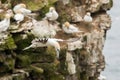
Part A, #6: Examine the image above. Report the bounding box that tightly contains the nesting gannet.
[62,22,83,34]
[0,13,12,33]
[13,3,31,15]
[83,12,93,22]
[13,3,26,13]
[45,7,59,21]
[14,10,24,24]
[23,38,64,59]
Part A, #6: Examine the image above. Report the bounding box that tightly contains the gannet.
[83,12,93,22]
[13,3,26,13]
[23,38,64,59]
[14,10,24,24]
[18,8,31,16]
[45,7,59,21]
[0,13,12,33]
[62,22,83,34]
[13,3,31,15]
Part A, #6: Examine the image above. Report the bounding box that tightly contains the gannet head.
[49,7,55,12]
[5,13,11,19]
[19,3,26,8]
[64,22,70,28]
[86,12,91,16]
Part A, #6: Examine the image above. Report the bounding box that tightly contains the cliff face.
[0,0,112,80]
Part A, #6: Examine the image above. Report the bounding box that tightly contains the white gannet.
[45,7,59,21]
[13,3,26,13]
[13,3,31,15]
[23,38,64,59]
[18,8,31,16]
[62,21,83,34]
[83,12,93,22]
[0,13,12,33]
[14,10,24,24]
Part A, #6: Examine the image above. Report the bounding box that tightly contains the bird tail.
[78,31,84,33]
[52,38,64,42]
[53,38,81,43]
[64,37,83,43]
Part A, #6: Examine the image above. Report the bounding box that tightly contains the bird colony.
[0,3,93,59]
[0,0,112,80]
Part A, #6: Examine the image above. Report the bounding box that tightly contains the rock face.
[0,0,112,80]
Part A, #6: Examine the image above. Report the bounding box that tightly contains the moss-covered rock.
[12,73,27,80]
[12,0,58,11]
[0,57,15,73]
[0,34,17,51]
[12,33,34,50]
[101,0,113,11]
[5,35,17,50]
[30,65,44,74]
[15,54,31,68]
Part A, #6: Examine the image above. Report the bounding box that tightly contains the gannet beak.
[50,7,55,11]
[64,22,70,28]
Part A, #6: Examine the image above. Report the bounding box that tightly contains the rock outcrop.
[0,0,112,80]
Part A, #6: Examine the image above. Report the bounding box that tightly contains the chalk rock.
[67,38,83,51]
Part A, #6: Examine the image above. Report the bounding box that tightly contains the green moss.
[108,0,113,9]
[58,48,68,76]
[80,72,89,80]
[0,63,9,73]
[24,0,46,11]
[12,73,26,80]
[55,1,72,23]
[32,63,64,80]
[5,35,17,50]
[5,57,15,71]
[0,57,15,73]
[12,0,57,11]
[12,33,34,50]
[101,0,113,11]
[30,65,44,74]
[48,74,65,80]
[15,54,31,68]
[0,34,17,50]
[21,47,56,63]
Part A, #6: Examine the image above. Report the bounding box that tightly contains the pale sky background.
[102,0,120,80]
